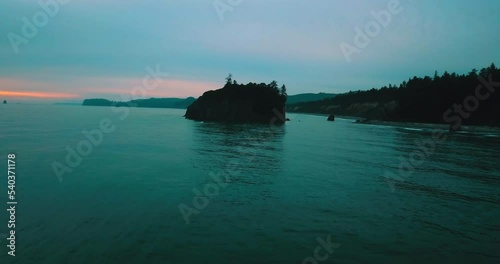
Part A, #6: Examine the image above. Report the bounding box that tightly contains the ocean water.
[0,104,499,264]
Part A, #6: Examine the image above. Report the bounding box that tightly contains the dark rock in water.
[185,77,287,124]
[286,118,290,121]
[2,100,6,104]
[327,114,335,121]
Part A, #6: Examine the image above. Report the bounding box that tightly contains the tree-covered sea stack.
[185,75,288,124]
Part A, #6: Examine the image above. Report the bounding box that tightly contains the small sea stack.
[327,114,335,121]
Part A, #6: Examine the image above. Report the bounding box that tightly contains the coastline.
[288,111,500,133]
[354,119,500,133]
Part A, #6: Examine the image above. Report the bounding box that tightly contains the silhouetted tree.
[479,68,489,78]
[468,68,478,78]
[280,84,287,97]
[269,81,279,94]
[225,74,233,86]
[490,63,497,71]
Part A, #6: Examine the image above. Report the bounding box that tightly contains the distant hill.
[287,63,500,127]
[54,100,83,105]
[54,102,81,105]
[82,97,196,109]
[286,93,336,105]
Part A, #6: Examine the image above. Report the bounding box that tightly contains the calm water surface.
[0,104,499,263]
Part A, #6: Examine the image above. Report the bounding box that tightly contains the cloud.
[0,90,78,99]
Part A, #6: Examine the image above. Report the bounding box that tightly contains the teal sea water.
[0,104,499,263]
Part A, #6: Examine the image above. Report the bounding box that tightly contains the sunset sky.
[1,0,500,101]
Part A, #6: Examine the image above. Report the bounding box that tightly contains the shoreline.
[354,119,500,133]
[288,111,500,133]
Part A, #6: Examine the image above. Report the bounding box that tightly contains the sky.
[1,0,500,101]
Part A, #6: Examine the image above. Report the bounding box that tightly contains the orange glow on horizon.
[0,90,79,99]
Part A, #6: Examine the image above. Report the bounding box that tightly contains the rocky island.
[185,75,287,123]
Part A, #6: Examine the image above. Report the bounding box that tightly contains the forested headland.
[288,63,500,127]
